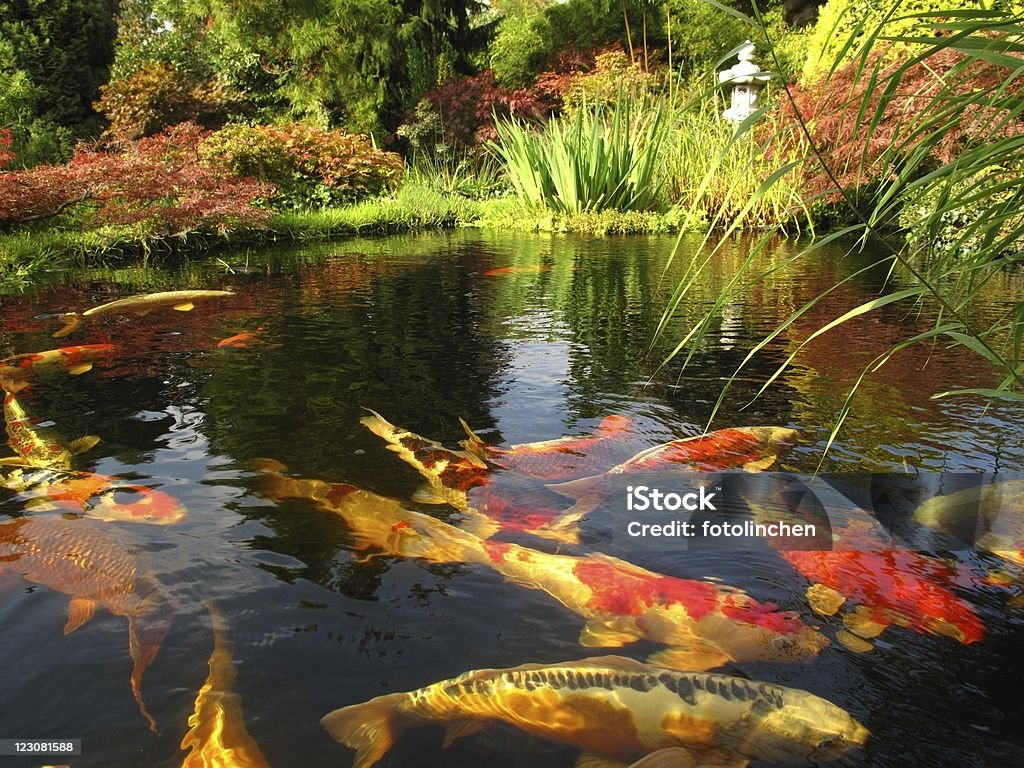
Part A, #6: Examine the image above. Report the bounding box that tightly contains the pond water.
[0,230,1022,767]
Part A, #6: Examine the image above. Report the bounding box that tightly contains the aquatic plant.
[658,3,1024,463]
[488,93,668,213]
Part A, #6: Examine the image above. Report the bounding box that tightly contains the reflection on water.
[0,230,1022,767]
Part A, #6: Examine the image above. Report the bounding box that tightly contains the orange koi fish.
[914,478,1024,570]
[0,516,173,730]
[217,326,266,349]
[483,265,553,276]
[0,344,115,394]
[252,461,824,670]
[537,427,800,543]
[53,290,234,338]
[743,478,985,650]
[1,464,187,524]
[322,655,868,768]
[3,392,100,470]
[180,601,271,768]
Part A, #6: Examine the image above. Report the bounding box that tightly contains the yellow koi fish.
[0,515,173,730]
[252,462,825,671]
[3,392,100,469]
[180,602,271,768]
[53,290,234,338]
[322,655,868,768]
[0,344,115,394]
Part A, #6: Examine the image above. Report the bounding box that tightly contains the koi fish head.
[84,483,188,525]
[734,685,869,763]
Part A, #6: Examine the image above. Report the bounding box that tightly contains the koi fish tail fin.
[321,693,412,768]
[359,409,400,443]
[128,593,173,732]
[457,417,489,459]
[545,474,606,501]
[52,313,83,339]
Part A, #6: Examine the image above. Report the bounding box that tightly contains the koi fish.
[251,461,824,670]
[913,479,1024,569]
[360,411,640,542]
[0,515,173,730]
[358,410,492,510]
[180,601,271,768]
[742,477,985,650]
[53,290,235,338]
[250,458,496,558]
[0,344,115,394]
[4,392,100,470]
[217,326,266,349]
[483,265,553,276]
[459,414,640,481]
[322,655,868,768]
[1,463,188,524]
[481,540,827,671]
[538,427,801,543]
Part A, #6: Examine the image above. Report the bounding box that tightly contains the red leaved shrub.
[0,123,274,235]
[774,44,1024,202]
[0,129,14,169]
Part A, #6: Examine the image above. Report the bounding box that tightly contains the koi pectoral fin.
[646,643,730,672]
[64,598,97,634]
[625,747,701,768]
[836,630,875,653]
[576,753,629,768]
[806,583,846,617]
[68,435,101,455]
[441,719,488,748]
[67,362,94,375]
[531,493,604,545]
[579,620,640,648]
[843,605,888,639]
[172,303,195,311]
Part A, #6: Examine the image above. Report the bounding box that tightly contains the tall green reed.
[657,2,1024,463]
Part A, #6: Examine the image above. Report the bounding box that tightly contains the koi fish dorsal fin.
[321,691,412,768]
[457,417,488,458]
[64,597,97,634]
[52,313,83,339]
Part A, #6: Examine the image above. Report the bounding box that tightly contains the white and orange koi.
[0,344,115,394]
[538,427,801,543]
[322,655,868,768]
[0,515,173,730]
[252,461,825,670]
[53,290,234,338]
[180,601,271,768]
[3,392,100,470]
[1,463,187,524]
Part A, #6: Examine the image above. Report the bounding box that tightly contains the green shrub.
[490,11,552,89]
[199,123,404,210]
[666,0,750,78]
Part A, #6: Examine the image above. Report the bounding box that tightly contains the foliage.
[659,6,1024,467]
[774,44,1024,204]
[198,123,404,210]
[95,61,238,142]
[561,48,656,113]
[800,0,1017,79]
[0,0,117,153]
[666,0,751,78]
[488,95,668,213]
[404,150,508,199]
[0,123,275,236]
[0,129,14,169]
[490,8,552,88]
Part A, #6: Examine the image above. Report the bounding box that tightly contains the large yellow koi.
[53,290,234,338]
[322,655,868,768]
[0,515,173,730]
[180,602,271,768]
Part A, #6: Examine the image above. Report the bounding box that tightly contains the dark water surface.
[0,230,1022,767]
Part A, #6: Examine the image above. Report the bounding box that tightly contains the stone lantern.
[719,40,771,123]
